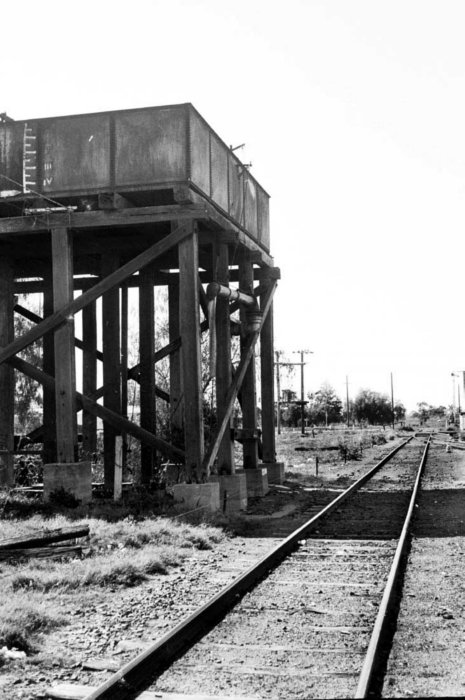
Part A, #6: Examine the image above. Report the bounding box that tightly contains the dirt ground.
[0,430,464,699]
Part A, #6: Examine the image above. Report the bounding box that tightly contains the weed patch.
[0,596,65,653]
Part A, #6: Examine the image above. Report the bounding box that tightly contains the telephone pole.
[275,350,313,435]
[292,350,313,435]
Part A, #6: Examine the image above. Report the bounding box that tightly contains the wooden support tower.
[0,103,280,500]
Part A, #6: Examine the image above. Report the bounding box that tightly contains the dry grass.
[0,595,65,654]
[0,514,226,653]
[276,426,398,485]
[9,544,181,591]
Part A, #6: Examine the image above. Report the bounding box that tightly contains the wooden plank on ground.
[0,525,89,550]
[0,545,82,561]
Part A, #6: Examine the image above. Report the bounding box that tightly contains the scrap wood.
[0,545,82,561]
[0,524,89,551]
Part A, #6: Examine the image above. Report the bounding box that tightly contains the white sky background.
[2,0,465,411]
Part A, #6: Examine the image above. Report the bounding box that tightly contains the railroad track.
[71,436,429,700]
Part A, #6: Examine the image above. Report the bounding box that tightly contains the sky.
[2,0,465,411]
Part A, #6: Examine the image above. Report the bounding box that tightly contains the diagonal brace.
[0,223,192,367]
[8,356,185,463]
[201,279,277,474]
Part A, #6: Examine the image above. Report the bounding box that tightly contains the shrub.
[338,438,362,461]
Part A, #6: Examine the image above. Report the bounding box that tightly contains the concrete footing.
[170,482,220,513]
[210,472,248,513]
[242,467,269,497]
[43,461,92,504]
[263,461,285,485]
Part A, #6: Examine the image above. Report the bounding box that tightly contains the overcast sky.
[2,0,465,411]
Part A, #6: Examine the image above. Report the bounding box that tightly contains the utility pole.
[390,372,395,430]
[275,350,313,435]
[292,350,313,436]
[346,376,350,428]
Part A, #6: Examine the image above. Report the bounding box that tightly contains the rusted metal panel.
[189,109,210,196]
[115,107,187,187]
[0,105,270,251]
[244,174,258,238]
[210,133,229,213]
[257,186,270,249]
[0,122,23,194]
[41,114,111,193]
[228,153,244,225]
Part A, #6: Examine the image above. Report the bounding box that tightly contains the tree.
[394,401,406,422]
[353,389,392,426]
[308,382,343,425]
[415,402,431,423]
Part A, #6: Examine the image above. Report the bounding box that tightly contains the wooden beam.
[82,300,97,455]
[14,303,104,362]
[139,263,156,484]
[13,269,218,294]
[0,223,192,368]
[179,226,204,479]
[0,258,14,485]
[0,204,207,235]
[8,356,185,463]
[42,263,57,464]
[102,253,121,489]
[121,282,129,469]
[215,243,234,474]
[168,280,183,432]
[51,228,77,463]
[239,254,258,469]
[260,281,276,463]
[201,280,277,474]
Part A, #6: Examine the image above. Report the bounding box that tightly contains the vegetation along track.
[82,436,430,700]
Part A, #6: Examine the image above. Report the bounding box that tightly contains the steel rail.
[84,437,413,700]
[355,435,431,698]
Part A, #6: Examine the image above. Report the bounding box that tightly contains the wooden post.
[179,226,204,480]
[215,243,234,474]
[0,258,14,485]
[239,254,258,469]
[42,265,57,464]
[102,253,121,490]
[121,282,129,469]
[139,263,156,484]
[82,300,97,457]
[168,280,183,434]
[260,278,276,464]
[114,435,123,500]
[51,228,77,463]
